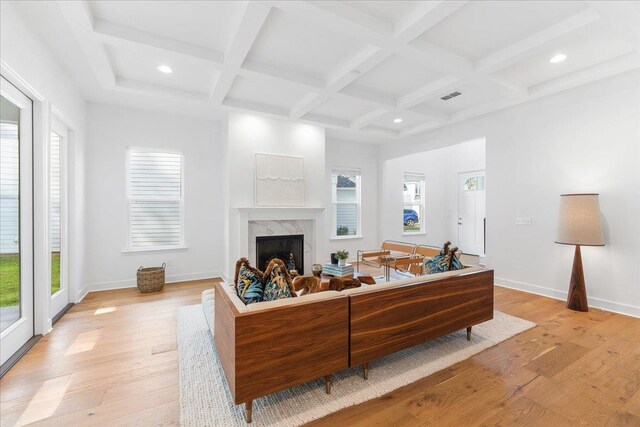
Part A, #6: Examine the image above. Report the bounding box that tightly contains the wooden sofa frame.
[214,268,493,423]
[214,283,349,423]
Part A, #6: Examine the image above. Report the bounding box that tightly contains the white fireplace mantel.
[235,207,326,275]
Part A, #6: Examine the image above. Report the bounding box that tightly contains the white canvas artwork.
[255,153,305,207]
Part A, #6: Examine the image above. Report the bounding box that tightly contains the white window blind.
[128,149,183,250]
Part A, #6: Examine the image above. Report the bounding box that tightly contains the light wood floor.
[1,276,639,426]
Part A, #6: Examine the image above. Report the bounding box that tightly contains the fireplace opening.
[256,234,304,274]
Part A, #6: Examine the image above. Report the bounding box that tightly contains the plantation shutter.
[128,149,183,249]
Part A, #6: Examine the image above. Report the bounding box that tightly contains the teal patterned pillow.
[424,241,463,274]
[263,259,296,301]
[234,258,264,304]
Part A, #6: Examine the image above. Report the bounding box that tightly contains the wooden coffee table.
[319,272,376,286]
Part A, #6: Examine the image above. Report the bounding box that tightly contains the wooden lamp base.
[566,245,588,312]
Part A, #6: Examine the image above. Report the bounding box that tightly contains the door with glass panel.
[457,170,486,256]
[50,117,68,318]
[0,76,34,366]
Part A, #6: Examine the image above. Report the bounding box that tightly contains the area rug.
[177,305,535,426]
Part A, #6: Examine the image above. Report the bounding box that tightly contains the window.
[127,148,183,250]
[463,175,485,191]
[403,173,425,234]
[331,168,361,238]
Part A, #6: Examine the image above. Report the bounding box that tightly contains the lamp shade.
[555,193,604,246]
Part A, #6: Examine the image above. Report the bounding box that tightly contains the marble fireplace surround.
[236,208,325,275]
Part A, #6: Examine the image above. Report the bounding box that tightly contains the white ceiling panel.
[413,1,589,61]
[494,23,635,88]
[225,76,310,111]
[345,54,445,100]
[373,109,438,131]
[106,46,218,94]
[245,8,368,83]
[89,1,244,53]
[312,97,378,122]
[344,1,421,26]
[416,83,505,115]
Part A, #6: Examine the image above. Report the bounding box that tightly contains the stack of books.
[323,263,354,277]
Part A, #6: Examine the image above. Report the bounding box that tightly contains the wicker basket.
[137,263,166,293]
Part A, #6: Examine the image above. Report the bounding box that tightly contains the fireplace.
[256,234,304,274]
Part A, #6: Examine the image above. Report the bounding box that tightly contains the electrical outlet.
[515,217,532,226]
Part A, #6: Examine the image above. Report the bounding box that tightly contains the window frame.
[330,168,362,240]
[402,172,426,236]
[125,147,185,252]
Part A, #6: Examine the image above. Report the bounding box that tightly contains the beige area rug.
[177,305,535,426]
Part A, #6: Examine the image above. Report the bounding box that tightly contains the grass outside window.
[0,253,60,307]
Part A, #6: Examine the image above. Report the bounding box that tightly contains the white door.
[0,76,34,366]
[457,171,486,256]
[50,116,68,318]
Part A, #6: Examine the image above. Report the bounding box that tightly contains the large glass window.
[0,98,20,331]
[127,148,183,250]
[403,173,425,234]
[50,130,62,295]
[331,168,361,238]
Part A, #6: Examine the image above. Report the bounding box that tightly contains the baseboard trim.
[495,277,640,318]
[0,335,41,378]
[52,303,74,325]
[85,271,223,294]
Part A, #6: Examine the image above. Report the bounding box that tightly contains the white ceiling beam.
[398,121,441,138]
[93,18,225,65]
[116,78,209,101]
[529,52,640,98]
[209,2,271,104]
[475,8,601,74]
[397,75,461,109]
[240,60,325,89]
[350,108,391,129]
[57,0,116,89]
[393,1,467,41]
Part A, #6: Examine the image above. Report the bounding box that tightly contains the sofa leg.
[325,374,332,394]
[363,362,369,380]
[467,326,472,341]
[245,400,253,424]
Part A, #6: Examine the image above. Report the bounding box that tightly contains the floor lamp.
[555,194,604,312]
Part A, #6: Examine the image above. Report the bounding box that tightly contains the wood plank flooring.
[1,276,639,426]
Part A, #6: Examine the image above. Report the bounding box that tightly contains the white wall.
[380,139,485,248]
[1,0,87,325]
[85,104,224,290]
[379,70,640,317]
[225,113,326,278]
[326,138,379,257]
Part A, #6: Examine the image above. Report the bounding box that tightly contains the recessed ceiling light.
[393,118,403,123]
[549,54,567,64]
[157,65,173,74]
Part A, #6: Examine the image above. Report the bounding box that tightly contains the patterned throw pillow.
[424,241,463,274]
[234,258,264,304]
[263,259,296,301]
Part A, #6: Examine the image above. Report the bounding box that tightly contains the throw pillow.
[234,257,264,304]
[424,241,463,274]
[263,258,296,301]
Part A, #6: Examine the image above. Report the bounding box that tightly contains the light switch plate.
[515,217,532,226]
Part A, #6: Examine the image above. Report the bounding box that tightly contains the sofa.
[212,266,494,423]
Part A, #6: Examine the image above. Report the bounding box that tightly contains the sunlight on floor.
[94,306,117,315]
[16,375,71,425]
[64,329,102,356]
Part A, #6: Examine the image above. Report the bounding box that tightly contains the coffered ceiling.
[14,1,640,143]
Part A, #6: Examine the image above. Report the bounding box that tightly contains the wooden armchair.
[357,241,417,280]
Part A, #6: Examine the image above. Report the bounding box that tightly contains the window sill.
[122,246,188,254]
[330,235,362,241]
[403,232,426,236]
